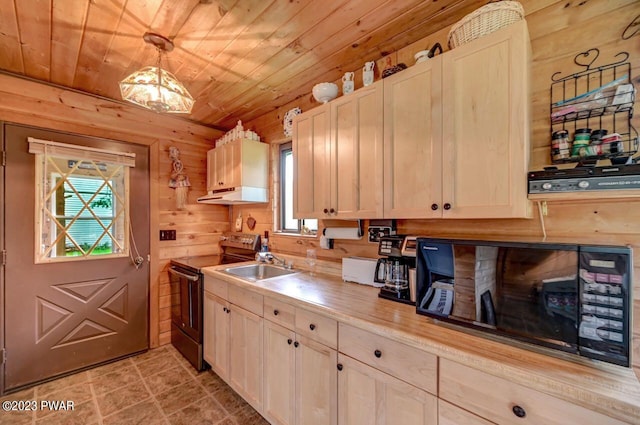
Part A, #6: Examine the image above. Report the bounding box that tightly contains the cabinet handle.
[431,203,439,211]
[374,349,382,358]
[323,208,329,214]
[223,307,227,313]
[309,324,316,331]
[273,309,279,316]
[294,341,299,348]
[337,363,343,371]
[329,208,335,214]
[287,338,292,345]
[512,405,526,418]
[443,203,452,210]
[226,308,230,314]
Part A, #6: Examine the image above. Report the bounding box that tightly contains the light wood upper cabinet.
[293,82,383,219]
[383,56,443,219]
[441,19,531,218]
[337,353,437,425]
[206,138,268,192]
[331,82,384,218]
[292,105,331,218]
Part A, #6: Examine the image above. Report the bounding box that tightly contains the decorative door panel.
[2,123,149,392]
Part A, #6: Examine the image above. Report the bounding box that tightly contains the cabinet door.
[229,305,263,411]
[330,81,384,218]
[206,149,216,192]
[203,291,229,380]
[223,139,242,189]
[337,354,437,425]
[441,20,531,218]
[295,335,337,425]
[293,105,331,219]
[263,320,296,425]
[383,58,443,219]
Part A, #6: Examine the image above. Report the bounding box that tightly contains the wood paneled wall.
[0,73,225,347]
[236,0,640,378]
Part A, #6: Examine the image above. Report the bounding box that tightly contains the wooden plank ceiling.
[0,0,484,130]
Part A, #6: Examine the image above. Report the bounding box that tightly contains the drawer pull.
[431,203,439,210]
[274,309,279,316]
[287,338,292,345]
[309,324,316,331]
[512,405,526,418]
[337,363,343,371]
[374,349,382,358]
[444,202,452,210]
[294,341,299,348]
[223,307,228,313]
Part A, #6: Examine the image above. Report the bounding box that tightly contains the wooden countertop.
[202,262,640,424]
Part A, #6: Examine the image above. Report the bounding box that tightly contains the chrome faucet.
[255,251,293,269]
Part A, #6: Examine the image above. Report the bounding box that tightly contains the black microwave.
[415,238,632,367]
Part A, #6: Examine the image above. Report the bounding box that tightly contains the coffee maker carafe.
[375,235,416,304]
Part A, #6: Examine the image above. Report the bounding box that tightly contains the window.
[29,137,133,263]
[279,142,317,234]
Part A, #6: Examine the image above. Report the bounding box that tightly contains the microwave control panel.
[578,248,631,367]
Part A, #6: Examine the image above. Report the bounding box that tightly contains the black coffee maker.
[375,235,416,305]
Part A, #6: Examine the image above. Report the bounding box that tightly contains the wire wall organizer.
[550,49,638,164]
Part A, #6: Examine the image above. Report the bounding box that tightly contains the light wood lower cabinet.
[263,319,338,425]
[337,353,437,425]
[203,291,230,380]
[439,358,627,425]
[229,304,263,412]
[203,277,263,413]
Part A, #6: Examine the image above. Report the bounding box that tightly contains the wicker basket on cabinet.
[447,1,524,49]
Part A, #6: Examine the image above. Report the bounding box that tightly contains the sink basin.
[223,264,297,281]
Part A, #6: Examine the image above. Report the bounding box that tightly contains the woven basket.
[447,1,524,49]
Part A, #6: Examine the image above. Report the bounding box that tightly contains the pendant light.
[119,33,195,114]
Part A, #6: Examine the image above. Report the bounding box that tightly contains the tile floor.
[0,345,269,425]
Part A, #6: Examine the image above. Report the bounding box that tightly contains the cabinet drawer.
[264,296,295,329]
[228,284,263,316]
[338,323,437,395]
[439,400,494,425]
[204,275,228,299]
[439,358,626,425]
[295,307,337,349]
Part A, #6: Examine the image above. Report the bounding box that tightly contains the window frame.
[278,142,317,235]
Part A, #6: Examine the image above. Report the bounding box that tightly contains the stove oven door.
[169,266,201,342]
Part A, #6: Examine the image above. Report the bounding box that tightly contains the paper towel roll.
[323,227,361,240]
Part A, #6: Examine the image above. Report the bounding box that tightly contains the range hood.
[197,186,268,205]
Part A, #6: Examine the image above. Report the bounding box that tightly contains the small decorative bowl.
[312,82,338,103]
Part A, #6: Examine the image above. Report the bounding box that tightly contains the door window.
[29,137,135,262]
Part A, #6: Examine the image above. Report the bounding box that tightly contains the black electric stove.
[169,232,261,370]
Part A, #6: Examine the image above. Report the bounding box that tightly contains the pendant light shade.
[119,33,194,114]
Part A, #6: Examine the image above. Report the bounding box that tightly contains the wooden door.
[441,20,531,219]
[292,105,331,219]
[2,123,149,392]
[202,291,229,379]
[223,139,242,189]
[383,57,443,218]
[337,354,437,425]
[263,320,296,425]
[295,335,337,425]
[206,148,215,192]
[229,304,263,411]
[203,291,230,380]
[331,81,384,218]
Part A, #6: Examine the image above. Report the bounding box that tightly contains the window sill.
[273,231,318,239]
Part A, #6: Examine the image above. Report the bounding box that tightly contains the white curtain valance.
[27,137,136,167]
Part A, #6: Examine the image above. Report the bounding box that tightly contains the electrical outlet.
[160,230,176,241]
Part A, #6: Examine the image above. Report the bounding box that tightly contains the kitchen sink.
[223,264,297,281]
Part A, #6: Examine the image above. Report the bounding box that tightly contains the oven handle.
[169,267,200,281]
